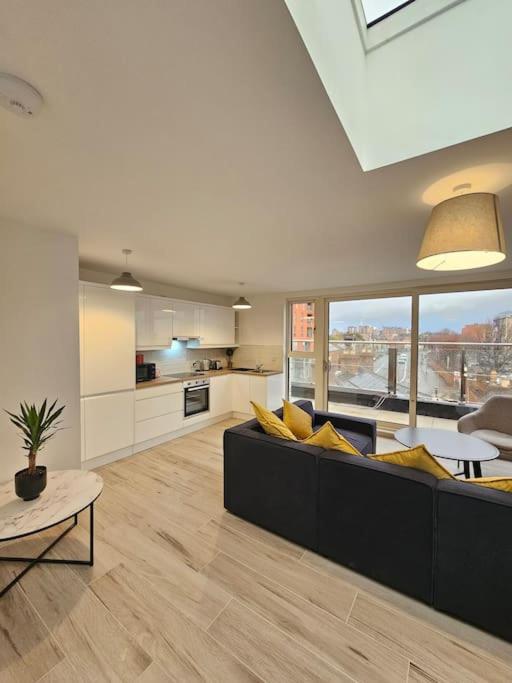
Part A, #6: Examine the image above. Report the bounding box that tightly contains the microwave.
[136,362,156,383]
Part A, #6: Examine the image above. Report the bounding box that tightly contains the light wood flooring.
[2,419,512,682]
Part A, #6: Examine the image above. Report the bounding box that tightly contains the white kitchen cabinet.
[171,300,200,338]
[82,391,134,461]
[135,392,183,422]
[198,304,235,346]
[134,382,184,444]
[232,373,284,414]
[80,283,135,396]
[231,374,251,413]
[135,411,183,443]
[136,295,173,349]
[210,375,233,416]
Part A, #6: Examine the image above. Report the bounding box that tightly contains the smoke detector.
[0,73,43,117]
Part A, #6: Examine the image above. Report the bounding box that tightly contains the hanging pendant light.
[110,249,143,291]
[417,190,507,271]
[232,282,252,310]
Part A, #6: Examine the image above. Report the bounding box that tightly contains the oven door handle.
[185,386,209,392]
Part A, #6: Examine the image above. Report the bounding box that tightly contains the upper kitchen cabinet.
[171,300,200,338]
[80,283,135,396]
[136,295,174,349]
[197,304,235,347]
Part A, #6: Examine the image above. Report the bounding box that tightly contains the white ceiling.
[0,0,511,296]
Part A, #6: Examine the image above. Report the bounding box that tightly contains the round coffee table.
[0,469,103,597]
[394,427,499,479]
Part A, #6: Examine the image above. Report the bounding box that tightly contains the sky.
[361,0,409,23]
[329,289,512,334]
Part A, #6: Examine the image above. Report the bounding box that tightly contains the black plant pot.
[15,466,47,501]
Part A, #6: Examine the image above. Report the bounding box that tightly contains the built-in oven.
[184,377,210,418]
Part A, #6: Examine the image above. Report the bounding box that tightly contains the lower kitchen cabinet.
[210,375,233,416]
[82,390,134,461]
[231,373,284,414]
[134,382,184,444]
[135,411,183,443]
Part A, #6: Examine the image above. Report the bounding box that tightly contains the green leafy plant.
[5,399,65,474]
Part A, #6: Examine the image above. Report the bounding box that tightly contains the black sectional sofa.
[224,400,512,643]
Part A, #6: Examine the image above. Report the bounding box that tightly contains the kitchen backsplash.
[233,345,283,371]
[141,343,283,374]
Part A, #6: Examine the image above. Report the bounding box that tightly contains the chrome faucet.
[255,363,264,373]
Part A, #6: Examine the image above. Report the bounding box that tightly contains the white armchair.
[458,395,512,460]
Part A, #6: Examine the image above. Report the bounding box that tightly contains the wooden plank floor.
[2,418,512,682]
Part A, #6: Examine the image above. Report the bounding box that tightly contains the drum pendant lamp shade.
[417,193,506,271]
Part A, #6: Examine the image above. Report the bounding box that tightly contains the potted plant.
[226,347,235,369]
[6,399,65,501]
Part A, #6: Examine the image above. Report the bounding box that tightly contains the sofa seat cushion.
[472,429,512,452]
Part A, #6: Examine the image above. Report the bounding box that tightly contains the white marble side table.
[0,469,103,597]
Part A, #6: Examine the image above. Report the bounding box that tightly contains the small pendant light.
[110,249,143,291]
[232,282,252,310]
[417,187,507,271]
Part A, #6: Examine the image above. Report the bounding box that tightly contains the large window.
[328,296,412,426]
[417,289,512,428]
[287,285,512,431]
[288,302,316,404]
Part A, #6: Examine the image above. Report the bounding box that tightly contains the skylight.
[361,0,416,26]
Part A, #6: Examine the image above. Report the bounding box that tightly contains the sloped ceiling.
[285,0,512,170]
[0,0,510,295]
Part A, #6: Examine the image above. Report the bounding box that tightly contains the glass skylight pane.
[361,0,415,26]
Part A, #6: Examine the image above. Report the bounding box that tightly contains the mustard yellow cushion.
[250,401,297,441]
[303,421,362,456]
[370,445,454,480]
[282,399,313,440]
[468,477,512,493]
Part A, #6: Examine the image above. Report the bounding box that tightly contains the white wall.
[237,295,286,347]
[0,220,81,482]
[79,267,232,307]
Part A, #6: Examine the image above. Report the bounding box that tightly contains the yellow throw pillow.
[303,421,362,456]
[282,399,314,440]
[468,477,512,493]
[370,445,454,480]
[250,401,297,441]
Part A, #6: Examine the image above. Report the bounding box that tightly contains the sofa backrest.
[317,451,438,603]
[435,479,512,641]
[223,424,324,549]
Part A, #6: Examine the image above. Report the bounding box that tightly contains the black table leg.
[472,461,482,478]
[0,502,95,597]
[463,461,471,479]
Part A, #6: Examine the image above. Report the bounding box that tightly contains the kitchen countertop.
[135,368,283,389]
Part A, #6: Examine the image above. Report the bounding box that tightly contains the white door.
[210,375,233,416]
[82,284,135,395]
[82,391,134,461]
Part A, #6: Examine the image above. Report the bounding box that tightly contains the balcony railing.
[289,340,512,419]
